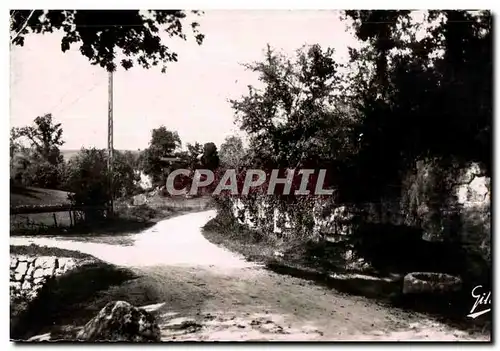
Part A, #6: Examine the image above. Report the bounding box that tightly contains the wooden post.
[107,69,114,217]
[53,213,58,227]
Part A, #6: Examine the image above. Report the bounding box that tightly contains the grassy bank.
[10,186,72,207]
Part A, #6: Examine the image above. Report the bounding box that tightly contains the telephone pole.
[107,69,114,216]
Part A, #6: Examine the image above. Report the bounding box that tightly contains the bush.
[23,161,63,189]
[127,204,158,221]
[62,148,142,222]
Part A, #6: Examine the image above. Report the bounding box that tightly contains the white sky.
[10,10,358,150]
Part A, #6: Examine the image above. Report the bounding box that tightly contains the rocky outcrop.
[401,161,491,261]
[77,301,161,342]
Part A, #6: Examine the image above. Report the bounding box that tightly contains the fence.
[10,204,109,233]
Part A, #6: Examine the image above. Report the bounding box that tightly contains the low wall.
[229,197,351,239]
[221,161,491,262]
[10,254,94,302]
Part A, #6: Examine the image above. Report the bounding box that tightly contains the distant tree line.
[10,113,223,212]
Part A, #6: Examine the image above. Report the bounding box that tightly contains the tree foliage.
[219,136,245,169]
[10,10,205,72]
[230,44,356,190]
[141,126,182,185]
[10,128,21,159]
[112,150,141,198]
[65,148,140,210]
[339,10,492,204]
[200,142,220,171]
[228,9,492,231]
[23,161,66,190]
[15,113,64,166]
[11,114,65,189]
[187,142,203,161]
[176,142,203,169]
[65,148,109,208]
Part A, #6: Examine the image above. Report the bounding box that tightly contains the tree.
[230,44,354,183]
[121,150,140,170]
[10,145,33,185]
[186,142,203,161]
[11,114,65,189]
[112,150,141,198]
[65,148,109,218]
[22,161,65,189]
[339,10,492,205]
[64,148,139,220]
[17,113,64,166]
[173,142,203,170]
[151,127,182,153]
[200,142,220,171]
[10,128,21,159]
[219,135,245,169]
[10,10,204,72]
[142,126,182,185]
[10,128,22,174]
[344,10,411,96]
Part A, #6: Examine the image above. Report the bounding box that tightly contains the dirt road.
[10,210,489,341]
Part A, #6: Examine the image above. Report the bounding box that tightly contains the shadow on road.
[265,261,490,335]
[11,262,138,341]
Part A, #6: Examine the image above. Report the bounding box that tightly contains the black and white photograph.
[8,7,492,342]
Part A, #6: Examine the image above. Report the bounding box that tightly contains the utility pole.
[107,69,114,217]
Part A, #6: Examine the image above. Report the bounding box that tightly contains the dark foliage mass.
[229,10,492,204]
[341,10,492,203]
[10,10,204,72]
[141,126,182,186]
[216,10,492,290]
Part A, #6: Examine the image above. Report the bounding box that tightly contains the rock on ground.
[77,301,161,342]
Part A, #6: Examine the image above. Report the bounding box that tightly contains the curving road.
[10,210,489,341]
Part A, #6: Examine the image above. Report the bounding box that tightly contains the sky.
[10,10,358,151]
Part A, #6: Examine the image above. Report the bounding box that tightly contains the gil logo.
[467,285,491,319]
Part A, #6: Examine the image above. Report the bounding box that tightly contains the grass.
[10,186,72,207]
[10,213,158,237]
[10,244,96,259]
[202,217,276,262]
[10,185,74,235]
[59,149,141,162]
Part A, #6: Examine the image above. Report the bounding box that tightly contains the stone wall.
[401,161,491,260]
[223,161,491,262]
[10,254,94,302]
[229,196,353,242]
